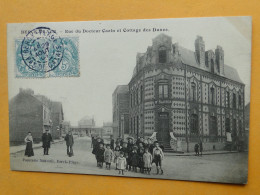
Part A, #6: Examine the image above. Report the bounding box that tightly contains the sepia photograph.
[7,16,251,184]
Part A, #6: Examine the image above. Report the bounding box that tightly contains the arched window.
[238,95,242,107]
[209,116,217,136]
[159,47,167,63]
[136,88,139,105]
[191,82,196,101]
[239,120,242,136]
[233,93,237,109]
[190,114,198,135]
[225,118,230,132]
[130,93,133,108]
[210,87,215,105]
[226,91,230,108]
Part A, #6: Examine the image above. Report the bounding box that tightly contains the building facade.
[112,85,130,139]
[50,101,64,139]
[128,34,245,151]
[9,89,52,144]
[78,116,95,128]
[102,122,113,135]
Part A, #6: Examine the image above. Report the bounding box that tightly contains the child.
[116,151,127,175]
[121,142,128,171]
[143,147,152,174]
[152,141,164,175]
[131,146,139,172]
[104,144,113,170]
[114,146,121,170]
[95,143,105,168]
[137,143,145,173]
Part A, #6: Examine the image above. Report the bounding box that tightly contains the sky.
[8,16,252,126]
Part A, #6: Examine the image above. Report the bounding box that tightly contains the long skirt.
[25,142,34,157]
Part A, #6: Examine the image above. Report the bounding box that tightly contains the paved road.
[10,136,248,184]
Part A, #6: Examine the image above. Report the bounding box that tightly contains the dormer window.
[159,46,167,63]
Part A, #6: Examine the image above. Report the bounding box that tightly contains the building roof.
[132,34,243,84]
[178,45,243,83]
[113,85,129,94]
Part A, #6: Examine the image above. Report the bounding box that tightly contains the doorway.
[158,112,170,143]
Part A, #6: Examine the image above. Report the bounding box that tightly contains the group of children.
[92,137,164,175]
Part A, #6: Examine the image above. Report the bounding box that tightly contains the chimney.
[172,43,179,55]
[215,45,224,75]
[195,36,205,67]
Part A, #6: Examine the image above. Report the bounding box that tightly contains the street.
[10,136,248,184]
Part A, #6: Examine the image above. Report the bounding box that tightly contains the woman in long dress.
[24,132,34,157]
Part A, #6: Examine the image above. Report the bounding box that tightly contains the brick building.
[112,85,130,139]
[126,34,245,151]
[9,88,64,144]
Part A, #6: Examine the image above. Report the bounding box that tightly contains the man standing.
[199,141,203,156]
[42,129,53,155]
[194,143,199,156]
[65,130,74,156]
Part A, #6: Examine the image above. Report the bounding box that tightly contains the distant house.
[9,88,64,144]
[102,122,113,136]
[78,116,95,128]
[62,121,71,135]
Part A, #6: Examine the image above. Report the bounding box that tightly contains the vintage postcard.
[7,16,251,184]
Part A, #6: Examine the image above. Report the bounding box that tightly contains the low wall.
[180,141,225,152]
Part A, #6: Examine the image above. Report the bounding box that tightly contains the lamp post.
[121,115,124,139]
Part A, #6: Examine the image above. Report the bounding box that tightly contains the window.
[136,88,139,105]
[133,117,135,134]
[209,116,217,136]
[226,91,230,108]
[140,85,144,103]
[159,47,167,63]
[190,114,198,135]
[238,95,242,106]
[210,87,215,105]
[225,118,230,132]
[233,93,236,109]
[191,82,196,101]
[136,116,139,137]
[130,93,133,108]
[159,83,169,99]
[239,120,242,136]
[233,119,237,137]
[130,118,133,134]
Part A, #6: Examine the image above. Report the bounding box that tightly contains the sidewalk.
[9,135,89,154]
[165,150,247,156]
[10,139,65,154]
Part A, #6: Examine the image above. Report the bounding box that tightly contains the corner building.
[128,34,245,151]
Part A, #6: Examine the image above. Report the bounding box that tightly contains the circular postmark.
[21,27,64,72]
